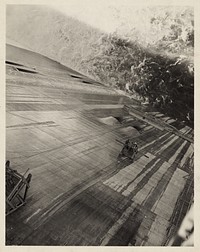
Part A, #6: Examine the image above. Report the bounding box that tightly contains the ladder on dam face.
[6,160,32,216]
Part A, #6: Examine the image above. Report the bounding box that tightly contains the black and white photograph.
[3,0,196,247]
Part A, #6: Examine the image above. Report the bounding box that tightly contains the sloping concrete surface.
[6,44,193,246]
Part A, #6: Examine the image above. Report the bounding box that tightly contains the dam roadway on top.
[6,44,194,246]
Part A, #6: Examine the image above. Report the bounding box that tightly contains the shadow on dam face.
[6,44,194,246]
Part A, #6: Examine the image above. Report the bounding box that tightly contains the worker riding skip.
[117,140,138,163]
[132,142,138,155]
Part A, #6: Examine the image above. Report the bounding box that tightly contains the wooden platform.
[6,44,194,246]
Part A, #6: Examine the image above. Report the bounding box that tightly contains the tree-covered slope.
[84,35,194,126]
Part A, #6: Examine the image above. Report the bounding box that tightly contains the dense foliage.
[82,7,194,126]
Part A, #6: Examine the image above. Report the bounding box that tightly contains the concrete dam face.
[6,4,194,247]
[6,44,193,246]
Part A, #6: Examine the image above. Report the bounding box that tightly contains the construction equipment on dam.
[117,139,138,163]
[6,160,32,216]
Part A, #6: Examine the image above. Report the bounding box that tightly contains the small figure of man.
[121,139,130,156]
[132,142,138,154]
[129,142,138,161]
